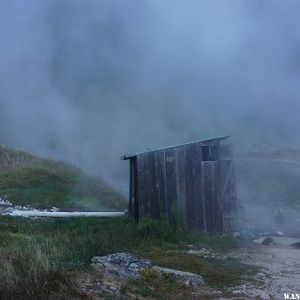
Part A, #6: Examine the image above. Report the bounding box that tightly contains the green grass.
[133,247,256,288]
[0,216,255,299]
[0,144,42,171]
[123,270,190,299]
[0,145,126,211]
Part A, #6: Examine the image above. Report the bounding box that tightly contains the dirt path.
[224,237,300,300]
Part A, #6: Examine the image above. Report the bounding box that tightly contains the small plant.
[124,269,188,299]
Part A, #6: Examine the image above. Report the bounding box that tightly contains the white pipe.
[6,210,126,218]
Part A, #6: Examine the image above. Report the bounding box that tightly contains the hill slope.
[237,149,300,210]
[0,145,127,211]
[236,149,300,236]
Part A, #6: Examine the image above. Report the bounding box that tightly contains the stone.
[291,242,300,249]
[152,266,204,286]
[91,253,152,278]
[91,253,205,286]
[187,248,209,255]
[233,232,240,238]
[262,237,274,245]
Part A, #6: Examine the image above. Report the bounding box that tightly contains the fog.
[1,0,300,191]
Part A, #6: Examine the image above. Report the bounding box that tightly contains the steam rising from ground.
[1,1,300,191]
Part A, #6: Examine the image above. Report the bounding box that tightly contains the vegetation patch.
[123,269,189,299]
[0,145,126,211]
[0,216,256,299]
[133,247,256,287]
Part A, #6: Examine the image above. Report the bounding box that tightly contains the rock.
[152,266,204,286]
[187,248,209,255]
[91,253,152,278]
[0,198,13,206]
[252,290,271,300]
[291,242,300,249]
[91,253,205,286]
[233,232,240,238]
[262,237,274,245]
[256,272,266,279]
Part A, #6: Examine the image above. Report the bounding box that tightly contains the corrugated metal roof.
[122,135,230,160]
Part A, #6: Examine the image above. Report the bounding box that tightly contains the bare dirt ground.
[220,236,300,300]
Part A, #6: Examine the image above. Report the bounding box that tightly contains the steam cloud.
[1,0,300,191]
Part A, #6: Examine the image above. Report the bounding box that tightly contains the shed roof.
[122,135,230,160]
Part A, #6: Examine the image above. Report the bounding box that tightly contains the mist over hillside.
[1,1,300,191]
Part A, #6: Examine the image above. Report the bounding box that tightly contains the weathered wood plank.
[203,162,213,232]
[136,155,144,219]
[176,147,187,224]
[211,161,223,232]
[220,159,237,230]
[165,148,177,224]
[136,154,150,219]
[133,158,139,222]
[184,144,198,229]
[194,143,204,231]
[147,151,160,219]
[153,151,161,220]
[200,162,206,232]
[129,158,134,216]
[157,150,167,218]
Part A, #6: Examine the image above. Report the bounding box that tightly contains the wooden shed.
[122,136,236,232]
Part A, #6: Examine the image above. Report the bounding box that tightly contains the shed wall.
[128,142,236,232]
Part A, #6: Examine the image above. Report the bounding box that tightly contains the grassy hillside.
[237,149,300,210]
[0,145,127,211]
